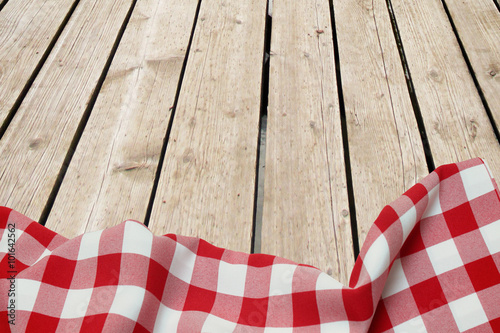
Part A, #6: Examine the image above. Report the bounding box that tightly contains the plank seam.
[143,0,203,227]
[329,0,360,260]
[385,0,436,172]
[0,0,8,12]
[38,0,139,225]
[439,0,500,144]
[251,2,273,254]
[0,0,81,141]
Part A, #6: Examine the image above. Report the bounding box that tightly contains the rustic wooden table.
[1,0,499,285]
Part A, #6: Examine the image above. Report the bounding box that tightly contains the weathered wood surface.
[391,0,500,179]
[0,0,498,278]
[148,0,267,253]
[0,0,76,127]
[333,0,428,247]
[45,0,199,237]
[0,0,134,221]
[262,0,353,283]
[443,0,500,128]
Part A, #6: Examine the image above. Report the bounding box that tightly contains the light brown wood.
[148,0,267,252]
[262,0,353,283]
[0,0,75,127]
[443,0,500,128]
[391,0,500,177]
[45,0,199,238]
[334,0,428,247]
[0,0,134,221]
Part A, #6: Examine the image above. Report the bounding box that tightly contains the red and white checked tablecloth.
[1,158,500,332]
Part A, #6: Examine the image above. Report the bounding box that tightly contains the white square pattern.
[316,272,343,291]
[480,219,500,255]
[153,304,181,332]
[320,321,350,332]
[449,293,488,332]
[201,314,237,332]
[460,165,495,201]
[426,239,463,275]
[16,279,41,312]
[78,229,103,260]
[122,221,153,258]
[400,206,417,243]
[393,316,426,333]
[363,235,391,281]
[60,288,93,318]
[169,242,197,284]
[382,259,410,298]
[422,185,442,219]
[217,261,248,296]
[269,264,296,296]
[108,285,146,321]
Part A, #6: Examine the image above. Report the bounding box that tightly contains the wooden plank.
[261,0,353,283]
[45,0,199,237]
[443,0,500,128]
[148,0,267,253]
[0,0,76,127]
[391,0,500,177]
[333,0,428,247]
[0,0,134,221]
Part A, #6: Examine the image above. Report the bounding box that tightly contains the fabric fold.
[1,158,499,332]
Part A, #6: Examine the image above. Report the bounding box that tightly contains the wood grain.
[261,0,353,283]
[443,0,500,128]
[0,0,76,127]
[0,0,134,221]
[334,0,428,247]
[391,0,500,177]
[45,0,199,237]
[148,0,267,252]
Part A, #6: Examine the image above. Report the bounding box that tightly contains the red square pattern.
[401,250,436,286]
[470,191,500,228]
[292,291,320,327]
[400,225,426,257]
[243,266,272,298]
[404,183,429,205]
[454,230,490,265]
[238,297,268,327]
[465,256,500,292]
[146,258,169,301]
[374,206,401,234]
[420,214,452,248]
[316,289,347,323]
[25,313,59,333]
[435,163,460,181]
[210,293,243,323]
[197,238,225,260]
[161,274,189,311]
[369,301,392,333]
[438,267,475,302]
[438,173,468,212]
[94,253,121,287]
[183,285,216,312]
[383,288,420,327]
[42,256,76,289]
[24,222,58,248]
[410,277,445,315]
[421,303,459,332]
[343,282,373,321]
[265,294,293,327]
[443,202,478,237]
[477,284,500,320]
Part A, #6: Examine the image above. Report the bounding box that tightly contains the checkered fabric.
[1,158,499,332]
